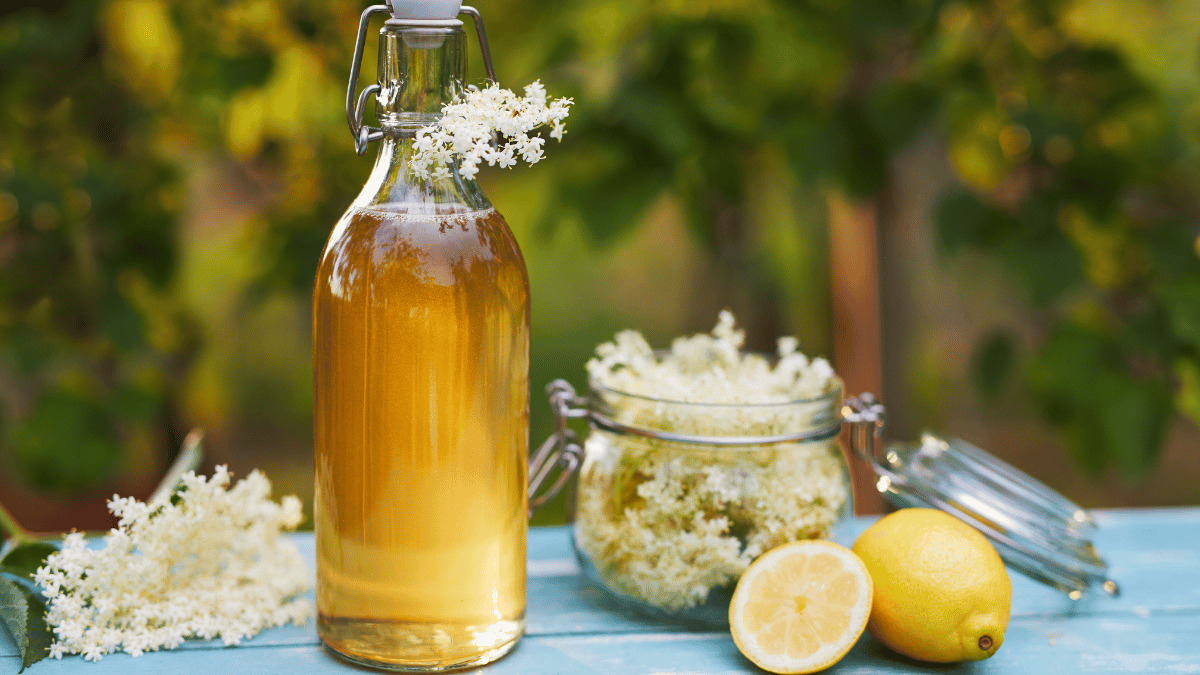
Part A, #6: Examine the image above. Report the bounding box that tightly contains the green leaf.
[935,190,1015,252]
[0,576,52,672]
[935,190,1084,306]
[615,87,697,161]
[999,233,1083,306]
[99,293,146,352]
[208,51,274,95]
[563,162,669,247]
[1065,418,1107,477]
[1027,324,1118,423]
[971,330,1015,400]
[0,326,54,377]
[1027,323,1172,476]
[1145,222,1200,276]
[10,389,123,494]
[0,542,58,581]
[832,102,888,197]
[1027,324,1118,474]
[866,82,937,150]
[1160,279,1200,349]
[1099,376,1172,476]
[109,384,162,424]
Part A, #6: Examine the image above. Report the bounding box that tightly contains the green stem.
[149,429,205,504]
[0,499,33,545]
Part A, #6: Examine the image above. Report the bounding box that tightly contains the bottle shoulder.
[316,205,527,297]
[323,205,519,254]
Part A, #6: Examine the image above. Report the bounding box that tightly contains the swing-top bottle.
[312,3,529,669]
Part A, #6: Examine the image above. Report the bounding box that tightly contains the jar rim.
[587,376,845,410]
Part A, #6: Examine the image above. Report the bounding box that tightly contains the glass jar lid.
[843,394,1118,598]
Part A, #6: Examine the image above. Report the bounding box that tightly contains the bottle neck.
[377,21,466,135]
[353,136,490,214]
[353,21,489,214]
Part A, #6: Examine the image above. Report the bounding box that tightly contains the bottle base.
[319,614,524,672]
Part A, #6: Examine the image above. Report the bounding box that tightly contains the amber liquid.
[313,205,529,671]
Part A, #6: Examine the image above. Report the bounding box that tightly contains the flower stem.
[149,429,205,504]
[0,499,33,545]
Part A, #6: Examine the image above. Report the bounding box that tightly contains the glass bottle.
[312,8,529,671]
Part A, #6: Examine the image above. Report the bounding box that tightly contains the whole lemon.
[852,508,1011,663]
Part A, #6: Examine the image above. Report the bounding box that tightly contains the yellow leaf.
[949,112,1012,190]
[1058,204,1147,289]
[1173,358,1200,427]
[226,90,267,158]
[264,45,336,137]
[950,138,1009,190]
[103,0,181,101]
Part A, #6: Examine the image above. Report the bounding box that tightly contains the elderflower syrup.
[314,8,531,671]
[562,313,853,625]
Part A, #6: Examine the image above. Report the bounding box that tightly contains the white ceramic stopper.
[387,0,463,20]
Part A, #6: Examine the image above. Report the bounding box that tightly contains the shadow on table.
[834,636,990,673]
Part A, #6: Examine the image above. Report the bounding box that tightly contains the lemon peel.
[852,508,1011,663]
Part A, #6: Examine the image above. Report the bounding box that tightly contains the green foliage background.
[1,0,1198,522]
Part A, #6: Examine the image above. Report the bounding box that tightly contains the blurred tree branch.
[3,0,1199,488]
[515,0,1200,476]
[0,1,198,495]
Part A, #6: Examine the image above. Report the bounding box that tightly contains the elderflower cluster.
[587,310,836,405]
[410,80,572,181]
[574,313,848,613]
[34,467,312,661]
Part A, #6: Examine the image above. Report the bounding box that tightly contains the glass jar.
[535,376,853,626]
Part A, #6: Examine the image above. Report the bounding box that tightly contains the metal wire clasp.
[843,393,1120,597]
[842,392,889,474]
[346,3,499,156]
[529,380,850,516]
[528,380,588,516]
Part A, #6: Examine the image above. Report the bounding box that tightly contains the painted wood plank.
[6,611,1200,674]
[518,612,1200,675]
[4,507,1200,671]
[523,509,1200,626]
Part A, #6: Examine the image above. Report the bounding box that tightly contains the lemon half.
[729,540,873,674]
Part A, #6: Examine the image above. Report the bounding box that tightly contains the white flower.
[523,80,547,107]
[494,146,517,168]
[587,310,837,405]
[36,466,313,661]
[410,80,573,180]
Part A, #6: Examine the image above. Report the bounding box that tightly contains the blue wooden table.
[4,508,1200,673]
